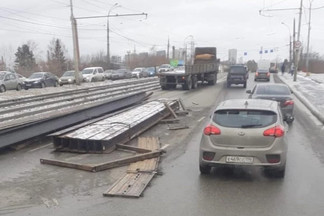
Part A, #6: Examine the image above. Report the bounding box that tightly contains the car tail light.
[182,76,185,80]
[263,125,285,137]
[267,72,270,76]
[203,152,215,161]
[204,124,221,136]
[283,100,294,106]
[256,72,259,76]
[266,154,281,163]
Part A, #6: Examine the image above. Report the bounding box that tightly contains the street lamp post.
[306,0,314,74]
[281,22,292,64]
[107,3,120,68]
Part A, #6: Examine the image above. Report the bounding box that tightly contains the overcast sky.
[1,0,324,66]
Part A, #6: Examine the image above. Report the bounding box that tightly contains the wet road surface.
[1,73,324,216]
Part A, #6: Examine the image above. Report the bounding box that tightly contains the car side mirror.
[246,90,252,94]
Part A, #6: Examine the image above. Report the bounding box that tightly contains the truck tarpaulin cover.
[195,54,215,60]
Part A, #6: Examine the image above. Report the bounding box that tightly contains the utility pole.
[70,0,81,85]
[306,0,314,75]
[294,0,303,81]
[167,37,170,61]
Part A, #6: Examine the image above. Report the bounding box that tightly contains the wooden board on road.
[103,137,160,198]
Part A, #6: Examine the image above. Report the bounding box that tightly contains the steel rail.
[0,83,159,129]
[0,92,148,149]
[0,78,158,108]
[0,81,159,116]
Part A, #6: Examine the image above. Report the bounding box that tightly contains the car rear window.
[230,67,246,74]
[255,85,290,95]
[213,109,277,128]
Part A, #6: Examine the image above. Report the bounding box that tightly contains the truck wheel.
[167,84,176,89]
[183,78,192,90]
[161,85,168,90]
[208,75,217,85]
[192,76,198,89]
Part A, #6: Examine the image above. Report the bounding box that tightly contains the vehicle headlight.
[68,79,72,82]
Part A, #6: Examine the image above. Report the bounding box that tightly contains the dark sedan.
[111,69,132,80]
[246,83,294,123]
[24,72,59,89]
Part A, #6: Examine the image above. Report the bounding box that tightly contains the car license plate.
[26,84,31,87]
[226,156,253,164]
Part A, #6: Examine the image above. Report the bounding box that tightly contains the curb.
[277,75,324,124]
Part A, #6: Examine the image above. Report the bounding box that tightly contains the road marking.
[198,117,205,122]
[28,143,52,152]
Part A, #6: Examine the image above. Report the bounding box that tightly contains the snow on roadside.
[280,71,324,113]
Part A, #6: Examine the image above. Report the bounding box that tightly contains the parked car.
[16,73,27,89]
[81,67,105,82]
[131,67,148,78]
[145,67,157,77]
[158,64,173,73]
[246,83,294,123]
[104,70,115,80]
[24,72,59,89]
[0,71,23,92]
[199,99,287,178]
[111,69,132,80]
[59,70,83,86]
[226,65,249,88]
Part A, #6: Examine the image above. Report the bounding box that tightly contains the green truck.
[158,47,219,90]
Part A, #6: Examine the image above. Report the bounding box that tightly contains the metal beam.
[0,92,147,149]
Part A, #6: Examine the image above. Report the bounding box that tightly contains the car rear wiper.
[241,124,263,128]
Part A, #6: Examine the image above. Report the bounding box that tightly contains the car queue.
[0,65,159,93]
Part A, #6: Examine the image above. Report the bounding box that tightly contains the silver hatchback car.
[199,99,288,178]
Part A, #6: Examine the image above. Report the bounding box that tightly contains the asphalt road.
[1,72,324,216]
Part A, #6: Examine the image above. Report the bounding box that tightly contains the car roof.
[255,83,289,88]
[83,67,103,69]
[217,99,278,112]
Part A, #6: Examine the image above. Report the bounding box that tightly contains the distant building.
[156,50,166,57]
[111,55,122,64]
[228,49,237,64]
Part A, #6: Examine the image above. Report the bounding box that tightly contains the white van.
[81,67,105,82]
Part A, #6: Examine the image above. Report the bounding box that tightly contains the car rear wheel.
[41,82,45,88]
[199,165,211,175]
[91,78,95,82]
[243,81,247,88]
[0,85,6,92]
[54,81,59,87]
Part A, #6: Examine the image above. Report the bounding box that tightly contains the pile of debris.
[41,99,188,198]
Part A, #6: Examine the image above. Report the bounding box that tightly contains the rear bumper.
[199,135,287,168]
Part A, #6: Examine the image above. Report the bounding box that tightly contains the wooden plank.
[103,173,155,197]
[92,150,162,172]
[164,102,177,119]
[116,144,152,153]
[168,123,189,130]
[103,137,161,198]
[40,158,94,172]
[160,118,180,124]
